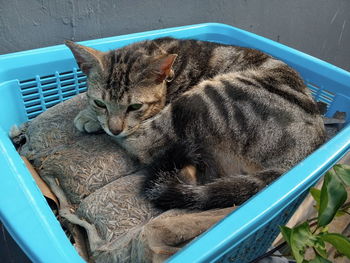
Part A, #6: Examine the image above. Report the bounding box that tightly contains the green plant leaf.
[320,233,350,258]
[310,187,321,211]
[290,222,317,263]
[318,170,347,227]
[317,225,329,234]
[280,225,292,246]
[314,237,327,258]
[309,254,332,263]
[333,164,350,186]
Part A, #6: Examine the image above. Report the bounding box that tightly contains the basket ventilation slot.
[220,193,307,263]
[306,82,335,111]
[19,68,87,119]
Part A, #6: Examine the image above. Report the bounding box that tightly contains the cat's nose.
[109,126,122,135]
[108,116,123,135]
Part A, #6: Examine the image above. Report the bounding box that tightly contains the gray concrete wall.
[0,0,349,71]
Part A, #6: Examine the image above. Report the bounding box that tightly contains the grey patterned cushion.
[18,93,234,263]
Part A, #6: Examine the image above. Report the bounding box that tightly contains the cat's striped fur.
[66,38,326,210]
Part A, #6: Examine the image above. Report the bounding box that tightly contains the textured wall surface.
[0,0,349,71]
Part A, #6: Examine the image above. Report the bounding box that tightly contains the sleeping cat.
[65,37,326,210]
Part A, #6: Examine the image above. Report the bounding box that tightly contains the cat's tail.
[141,142,284,210]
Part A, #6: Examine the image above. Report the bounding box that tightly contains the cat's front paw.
[74,109,102,133]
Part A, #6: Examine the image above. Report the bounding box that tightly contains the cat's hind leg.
[141,141,222,210]
[142,151,285,210]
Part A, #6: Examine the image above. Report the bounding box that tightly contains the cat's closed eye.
[94,100,107,109]
[128,103,143,112]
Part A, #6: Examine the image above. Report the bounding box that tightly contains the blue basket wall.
[19,69,87,120]
[0,23,350,263]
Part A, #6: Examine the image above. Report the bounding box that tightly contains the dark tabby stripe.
[232,104,249,134]
[223,80,294,126]
[151,121,163,134]
[172,94,215,139]
[242,126,259,156]
[249,75,318,114]
[107,51,116,90]
[204,85,230,125]
[241,48,270,67]
[119,53,139,95]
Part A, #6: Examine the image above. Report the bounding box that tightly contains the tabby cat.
[65,37,326,210]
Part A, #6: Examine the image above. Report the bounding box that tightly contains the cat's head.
[65,40,177,137]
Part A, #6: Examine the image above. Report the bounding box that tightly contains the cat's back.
[150,38,326,169]
[153,37,271,71]
[125,37,270,72]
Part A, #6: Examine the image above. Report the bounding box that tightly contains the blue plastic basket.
[0,23,349,263]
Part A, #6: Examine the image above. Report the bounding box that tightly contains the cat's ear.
[65,40,105,76]
[151,54,178,83]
